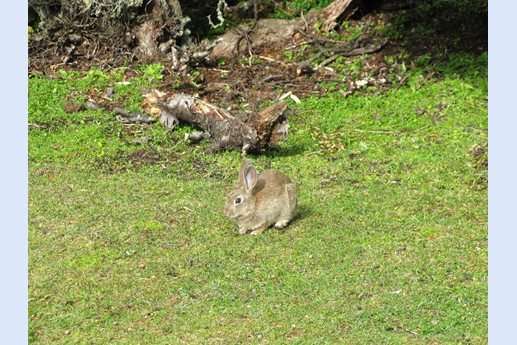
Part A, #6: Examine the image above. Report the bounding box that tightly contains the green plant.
[341,21,363,41]
[138,63,164,82]
[289,0,333,12]
[283,51,294,62]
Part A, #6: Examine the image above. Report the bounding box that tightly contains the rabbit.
[224,160,297,236]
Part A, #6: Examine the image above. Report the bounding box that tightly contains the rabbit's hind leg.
[273,219,290,229]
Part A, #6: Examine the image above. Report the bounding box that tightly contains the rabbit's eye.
[235,197,242,204]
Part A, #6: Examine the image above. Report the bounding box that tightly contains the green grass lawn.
[28,51,487,344]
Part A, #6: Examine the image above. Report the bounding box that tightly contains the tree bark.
[306,0,359,32]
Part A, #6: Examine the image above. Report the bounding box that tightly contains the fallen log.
[206,0,360,62]
[207,18,303,63]
[142,91,289,154]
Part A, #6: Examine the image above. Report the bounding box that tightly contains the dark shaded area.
[28,0,487,72]
[403,1,486,55]
[356,0,487,56]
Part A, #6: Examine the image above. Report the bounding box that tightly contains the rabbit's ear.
[238,160,251,185]
[243,164,258,192]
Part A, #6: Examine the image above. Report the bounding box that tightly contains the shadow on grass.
[294,202,313,224]
[362,0,487,56]
[253,143,310,159]
[356,0,487,83]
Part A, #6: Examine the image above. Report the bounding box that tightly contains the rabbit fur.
[224,160,297,235]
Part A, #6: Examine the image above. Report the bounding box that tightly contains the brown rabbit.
[224,160,297,235]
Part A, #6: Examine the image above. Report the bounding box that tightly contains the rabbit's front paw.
[250,226,268,236]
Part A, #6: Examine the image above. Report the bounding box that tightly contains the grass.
[29,52,487,344]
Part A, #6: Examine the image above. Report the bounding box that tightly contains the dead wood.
[83,97,156,125]
[142,91,289,154]
[29,0,187,66]
[207,18,303,62]
[113,107,156,124]
[206,0,359,62]
[315,39,388,69]
[295,38,387,76]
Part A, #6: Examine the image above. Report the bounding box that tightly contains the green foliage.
[341,21,363,41]
[283,50,294,62]
[138,63,165,82]
[289,0,333,12]
[283,50,305,63]
[346,57,364,75]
